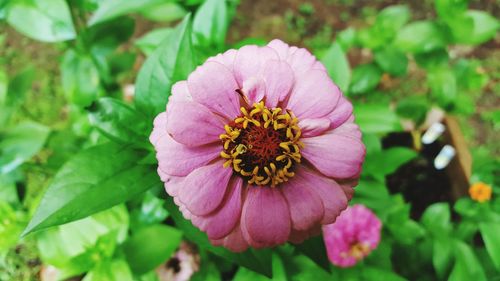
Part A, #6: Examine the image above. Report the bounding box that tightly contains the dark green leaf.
[321,42,351,92]
[364,147,418,182]
[394,21,447,53]
[88,97,150,146]
[23,143,160,235]
[0,121,50,174]
[123,225,182,274]
[374,47,408,76]
[414,49,449,70]
[6,0,75,42]
[479,222,500,270]
[193,0,228,49]
[354,103,402,134]
[295,236,331,272]
[396,96,429,126]
[164,196,273,277]
[361,266,408,281]
[134,15,196,117]
[348,63,382,95]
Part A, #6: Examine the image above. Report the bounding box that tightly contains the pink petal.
[241,76,266,105]
[299,118,331,138]
[301,124,365,179]
[211,225,249,252]
[287,70,341,119]
[297,169,349,224]
[233,45,279,86]
[192,177,244,240]
[286,48,319,77]
[150,112,168,145]
[242,186,291,247]
[187,61,241,119]
[169,81,193,103]
[281,177,324,231]
[267,39,290,60]
[288,225,321,244]
[261,60,294,108]
[327,95,353,129]
[162,173,184,197]
[166,101,224,146]
[178,161,233,216]
[155,132,220,177]
[207,49,237,72]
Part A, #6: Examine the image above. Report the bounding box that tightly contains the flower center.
[220,101,303,187]
[341,242,371,260]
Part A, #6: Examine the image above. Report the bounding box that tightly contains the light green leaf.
[6,0,75,42]
[193,0,228,48]
[354,103,402,134]
[83,259,134,281]
[362,266,408,281]
[123,225,182,274]
[134,15,196,117]
[374,5,411,37]
[23,143,160,235]
[0,121,50,174]
[88,0,165,26]
[449,241,487,281]
[321,42,351,92]
[61,50,100,107]
[348,63,382,95]
[374,47,408,76]
[421,203,452,236]
[394,21,447,53]
[479,222,500,270]
[427,68,457,108]
[135,28,173,56]
[458,10,500,45]
[140,2,187,22]
[432,236,453,278]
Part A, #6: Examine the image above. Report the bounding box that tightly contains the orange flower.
[469,182,492,203]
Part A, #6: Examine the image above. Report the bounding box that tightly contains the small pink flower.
[150,39,365,251]
[322,205,382,267]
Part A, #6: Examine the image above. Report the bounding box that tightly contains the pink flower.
[150,39,365,252]
[322,205,382,267]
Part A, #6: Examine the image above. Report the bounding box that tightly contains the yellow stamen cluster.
[220,101,303,187]
[341,242,371,260]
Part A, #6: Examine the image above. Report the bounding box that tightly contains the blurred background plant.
[0,0,499,280]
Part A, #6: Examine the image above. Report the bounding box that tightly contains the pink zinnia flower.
[322,205,382,267]
[150,39,365,251]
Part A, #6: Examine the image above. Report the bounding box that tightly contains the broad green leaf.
[435,0,468,20]
[88,0,165,26]
[421,203,452,236]
[453,197,479,217]
[336,28,356,50]
[0,121,50,174]
[129,192,169,231]
[374,47,408,76]
[23,143,160,235]
[140,2,187,22]
[233,267,272,281]
[361,266,408,281]
[414,49,449,70]
[135,15,196,117]
[479,222,500,270]
[295,236,331,272]
[83,259,134,281]
[283,255,332,280]
[61,50,100,107]
[453,59,489,91]
[374,5,410,37]
[164,196,273,277]
[396,96,429,126]
[6,0,75,42]
[363,147,418,181]
[123,225,182,274]
[394,21,447,53]
[432,236,453,278]
[348,63,382,95]
[449,241,487,281]
[88,98,150,146]
[135,28,173,56]
[193,0,228,49]
[321,42,351,92]
[427,68,457,108]
[458,10,500,45]
[354,103,402,134]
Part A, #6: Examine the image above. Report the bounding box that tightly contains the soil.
[382,133,453,220]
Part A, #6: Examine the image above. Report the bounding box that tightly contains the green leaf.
[427,68,457,108]
[348,63,382,95]
[363,147,418,181]
[88,0,165,26]
[432,236,453,278]
[320,42,351,92]
[134,15,196,117]
[83,259,134,281]
[435,0,468,20]
[6,0,75,42]
[61,50,100,107]
[193,0,228,49]
[135,28,173,56]
[458,10,500,45]
[479,222,500,270]
[394,21,447,53]
[0,121,50,174]
[164,196,273,277]
[396,96,429,125]
[88,97,150,146]
[374,47,408,76]
[449,241,487,281]
[421,203,451,236]
[295,236,331,272]
[139,2,187,23]
[361,266,408,281]
[23,143,160,235]
[354,103,402,134]
[123,225,182,274]
[374,5,410,38]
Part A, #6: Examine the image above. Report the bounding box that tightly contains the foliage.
[0,0,498,280]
